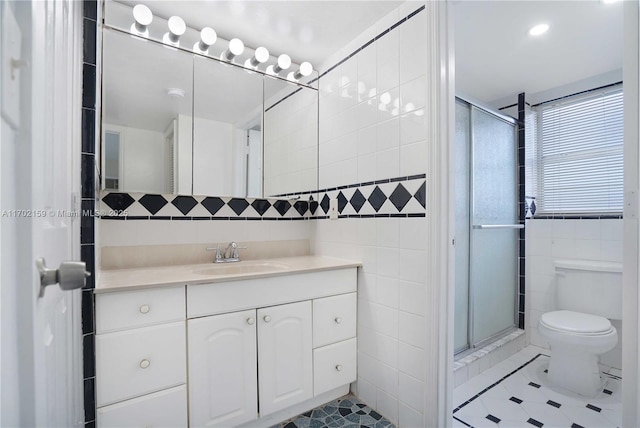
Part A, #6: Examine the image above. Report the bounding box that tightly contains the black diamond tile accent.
[273,200,291,216]
[337,192,348,213]
[201,197,225,215]
[251,199,271,216]
[527,418,543,427]
[320,194,330,214]
[283,423,296,428]
[228,198,250,215]
[571,424,585,428]
[302,411,312,417]
[546,400,561,408]
[102,192,135,212]
[414,181,426,208]
[509,396,523,404]
[486,414,500,423]
[389,183,412,211]
[368,186,387,212]
[603,389,613,395]
[171,196,198,215]
[357,403,366,408]
[310,200,319,215]
[369,410,383,421]
[356,410,366,415]
[528,382,541,388]
[338,408,352,416]
[350,189,366,213]
[294,200,309,216]
[586,404,602,412]
[138,194,168,215]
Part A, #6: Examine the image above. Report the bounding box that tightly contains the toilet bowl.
[538,310,617,397]
[537,260,622,397]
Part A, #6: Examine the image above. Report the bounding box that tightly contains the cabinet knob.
[139,359,150,369]
[263,315,271,323]
[334,317,342,324]
[247,317,255,325]
[335,364,343,372]
[139,304,150,314]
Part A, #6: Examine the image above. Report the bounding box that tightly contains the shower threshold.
[453,329,525,387]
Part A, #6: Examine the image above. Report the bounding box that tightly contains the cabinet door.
[258,301,313,416]
[188,310,258,427]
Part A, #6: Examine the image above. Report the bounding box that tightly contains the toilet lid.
[540,310,612,334]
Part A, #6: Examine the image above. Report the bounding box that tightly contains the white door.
[0,0,84,426]
[257,301,313,416]
[188,310,258,427]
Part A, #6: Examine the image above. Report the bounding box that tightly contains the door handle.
[36,258,90,297]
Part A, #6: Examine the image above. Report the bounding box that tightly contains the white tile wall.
[313,4,429,424]
[99,218,312,247]
[525,219,623,368]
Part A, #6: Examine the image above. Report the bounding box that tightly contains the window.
[533,86,623,215]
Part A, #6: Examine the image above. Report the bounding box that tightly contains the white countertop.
[96,255,361,293]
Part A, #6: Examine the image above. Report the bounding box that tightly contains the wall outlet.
[329,198,338,220]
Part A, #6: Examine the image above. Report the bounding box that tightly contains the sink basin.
[194,261,290,276]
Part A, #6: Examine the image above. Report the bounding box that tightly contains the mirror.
[101,27,318,198]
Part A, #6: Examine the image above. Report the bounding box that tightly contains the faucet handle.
[206,245,223,262]
[232,245,247,259]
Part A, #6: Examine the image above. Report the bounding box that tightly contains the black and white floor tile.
[271,395,396,428]
[453,346,622,428]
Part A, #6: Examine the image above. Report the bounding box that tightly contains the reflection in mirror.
[192,56,263,197]
[102,28,193,194]
[263,77,318,198]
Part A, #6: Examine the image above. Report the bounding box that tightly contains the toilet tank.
[554,259,622,319]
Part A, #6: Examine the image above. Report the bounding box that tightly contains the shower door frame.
[455,97,520,356]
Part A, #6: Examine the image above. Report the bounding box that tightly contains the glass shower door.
[469,107,518,345]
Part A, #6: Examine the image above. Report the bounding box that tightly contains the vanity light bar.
[129,4,314,81]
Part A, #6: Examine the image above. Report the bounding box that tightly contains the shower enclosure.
[454,98,520,355]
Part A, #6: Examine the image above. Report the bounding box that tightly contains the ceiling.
[454,0,623,105]
[116,0,403,68]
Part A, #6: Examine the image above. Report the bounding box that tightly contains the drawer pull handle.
[263,315,271,323]
[334,317,342,324]
[139,305,150,314]
[247,317,255,325]
[139,359,150,369]
[335,364,343,372]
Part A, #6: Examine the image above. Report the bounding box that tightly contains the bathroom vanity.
[94,256,359,427]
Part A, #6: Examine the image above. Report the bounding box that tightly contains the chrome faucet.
[206,242,246,263]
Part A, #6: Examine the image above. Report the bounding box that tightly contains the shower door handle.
[472,224,524,229]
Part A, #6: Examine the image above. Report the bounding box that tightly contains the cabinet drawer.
[97,385,187,427]
[96,322,186,406]
[313,338,357,396]
[96,285,185,333]
[313,293,356,348]
[188,268,356,318]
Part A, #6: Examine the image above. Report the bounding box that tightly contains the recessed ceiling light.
[529,23,549,37]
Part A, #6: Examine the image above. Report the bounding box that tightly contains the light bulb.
[293,61,313,79]
[131,4,153,37]
[163,15,186,45]
[247,46,270,67]
[223,38,245,61]
[272,54,291,73]
[194,27,217,53]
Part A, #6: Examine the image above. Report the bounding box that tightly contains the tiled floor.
[272,395,396,428]
[453,346,622,428]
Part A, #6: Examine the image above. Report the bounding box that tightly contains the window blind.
[536,87,623,214]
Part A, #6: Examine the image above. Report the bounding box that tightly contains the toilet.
[537,259,622,397]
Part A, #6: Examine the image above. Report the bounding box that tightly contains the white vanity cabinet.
[95,261,358,428]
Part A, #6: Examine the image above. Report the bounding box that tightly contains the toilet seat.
[540,310,613,336]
